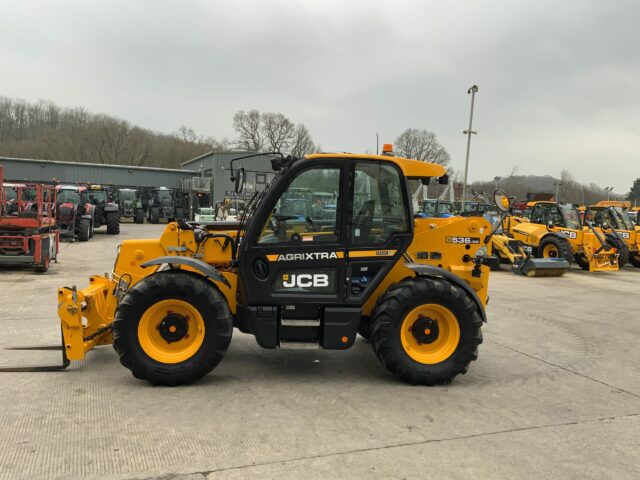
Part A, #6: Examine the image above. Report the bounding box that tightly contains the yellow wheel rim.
[138,299,205,364]
[542,244,559,258]
[400,304,460,364]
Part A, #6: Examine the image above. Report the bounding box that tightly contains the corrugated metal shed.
[182,151,276,203]
[0,156,195,188]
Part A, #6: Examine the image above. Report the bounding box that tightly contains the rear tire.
[150,208,160,224]
[538,235,573,264]
[629,254,640,268]
[371,277,483,385]
[78,218,90,242]
[106,212,120,234]
[113,272,233,386]
[34,254,49,273]
[134,209,144,224]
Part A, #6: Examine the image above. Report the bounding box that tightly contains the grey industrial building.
[181,151,275,203]
[0,152,275,213]
[0,156,195,188]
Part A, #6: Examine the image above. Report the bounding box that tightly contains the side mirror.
[438,174,449,185]
[493,190,511,212]
[547,220,554,229]
[234,168,246,194]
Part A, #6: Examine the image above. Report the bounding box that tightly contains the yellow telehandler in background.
[504,201,618,272]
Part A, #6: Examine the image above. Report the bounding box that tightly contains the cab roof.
[304,153,447,179]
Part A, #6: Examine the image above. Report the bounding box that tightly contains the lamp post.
[605,186,614,200]
[461,85,478,206]
[553,181,563,202]
[493,176,501,192]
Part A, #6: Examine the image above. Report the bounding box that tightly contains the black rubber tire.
[112,272,233,386]
[89,221,94,238]
[574,253,590,271]
[34,254,49,273]
[371,277,483,386]
[606,234,628,268]
[77,218,90,242]
[629,253,640,268]
[537,235,574,264]
[106,212,120,235]
[150,208,160,224]
[358,316,372,341]
[134,209,144,224]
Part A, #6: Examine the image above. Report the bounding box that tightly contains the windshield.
[5,187,17,201]
[155,190,172,200]
[58,189,80,204]
[560,205,582,230]
[613,207,634,230]
[439,202,453,215]
[421,200,436,216]
[88,190,108,204]
[119,190,136,202]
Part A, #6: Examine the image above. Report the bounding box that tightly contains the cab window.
[257,167,341,244]
[350,162,409,245]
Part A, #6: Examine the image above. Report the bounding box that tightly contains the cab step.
[280,318,320,327]
[279,341,319,350]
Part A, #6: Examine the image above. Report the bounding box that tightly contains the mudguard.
[140,256,231,288]
[405,263,487,323]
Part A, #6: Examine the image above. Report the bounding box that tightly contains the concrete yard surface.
[0,223,639,479]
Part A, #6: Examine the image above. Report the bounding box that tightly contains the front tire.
[77,218,90,242]
[113,272,232,386]
[150,208,160,224]
[538,235,573,264]
[371,277,483,385]
[106,212,120,234]
[134,209,145,224]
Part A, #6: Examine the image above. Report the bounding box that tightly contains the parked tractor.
[505,201,618,272]
[582,204,639,267]
[3,148,496,386]
[0,166,59,272]
[148,187,187,224]
[118,188,145,224]
[87,185,120,234]
[55,185,94,241]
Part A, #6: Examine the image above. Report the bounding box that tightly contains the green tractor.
[118,188,145,224]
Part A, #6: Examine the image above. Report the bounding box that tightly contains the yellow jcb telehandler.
[581,204,640,268]
[1,147,496,386]
[505,201,618,272]
[488,193,570,277]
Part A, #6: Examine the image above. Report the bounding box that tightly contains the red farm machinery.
[0,166,59,272]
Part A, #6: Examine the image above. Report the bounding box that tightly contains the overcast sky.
[1,0,638,192]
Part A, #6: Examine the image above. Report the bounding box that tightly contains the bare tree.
[232,110,263,151]
[289,123,316,157]
[394,128,450,165]
[260,112,295,153]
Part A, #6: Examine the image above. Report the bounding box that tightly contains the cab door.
[238,158,347,303]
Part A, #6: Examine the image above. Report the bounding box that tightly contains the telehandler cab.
[1,148,495,386]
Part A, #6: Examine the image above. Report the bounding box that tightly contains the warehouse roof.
[0,156,196,174]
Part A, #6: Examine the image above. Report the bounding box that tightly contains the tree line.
[0,96,633,204]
